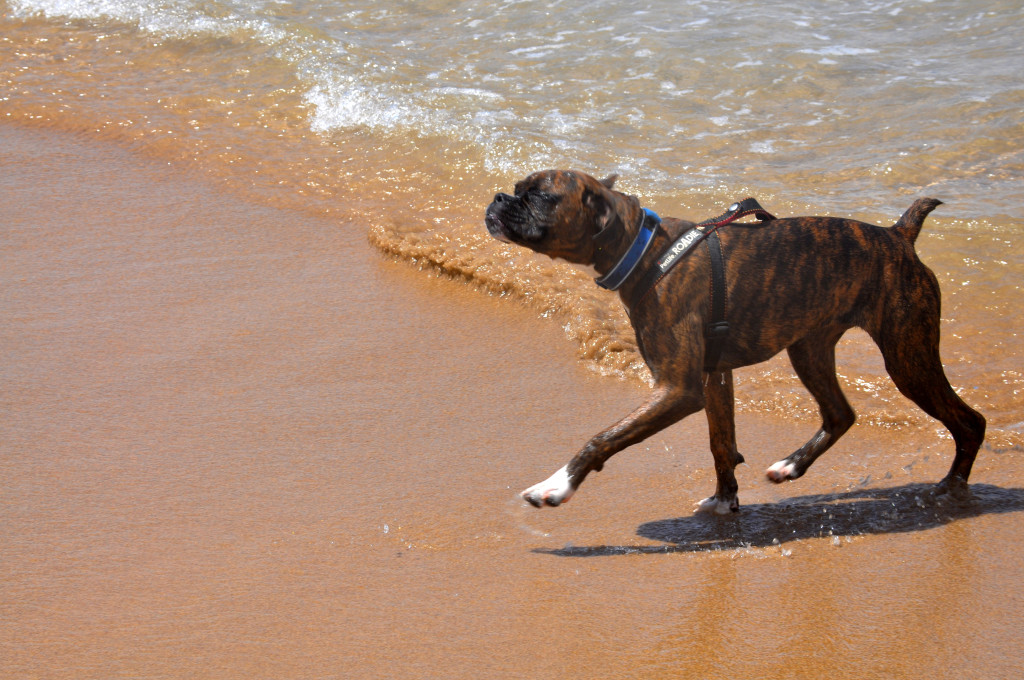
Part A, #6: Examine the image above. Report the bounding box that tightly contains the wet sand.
[3,123,1024,679]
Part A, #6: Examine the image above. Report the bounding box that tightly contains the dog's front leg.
[521,384,705,507]
[694,370,745,515]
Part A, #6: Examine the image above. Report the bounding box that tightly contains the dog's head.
[484,170,637,265]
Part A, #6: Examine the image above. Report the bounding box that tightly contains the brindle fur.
[485,170,986,510]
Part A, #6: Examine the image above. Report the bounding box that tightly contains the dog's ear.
[585,181,617,234]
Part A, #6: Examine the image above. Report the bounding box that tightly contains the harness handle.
[697,197,775,229]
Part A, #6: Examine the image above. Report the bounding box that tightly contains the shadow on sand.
[535,483,1024,557]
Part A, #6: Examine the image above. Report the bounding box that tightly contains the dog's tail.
[891,197,942,244]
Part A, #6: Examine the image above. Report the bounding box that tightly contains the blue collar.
[594,208,661,291]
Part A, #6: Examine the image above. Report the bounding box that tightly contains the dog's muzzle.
[485,207,512,243]
[485,192,525,243]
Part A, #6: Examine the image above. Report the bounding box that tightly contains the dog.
[485,169,986,513]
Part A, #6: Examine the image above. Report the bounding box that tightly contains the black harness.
[595,197,776,371]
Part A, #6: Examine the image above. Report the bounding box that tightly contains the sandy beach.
[3,123,1024,678]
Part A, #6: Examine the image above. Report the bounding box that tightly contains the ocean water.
[2,0,1022,443]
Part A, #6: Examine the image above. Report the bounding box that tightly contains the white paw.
[694,496,739,515]
[521,465,575,508]
[766,460,797,483]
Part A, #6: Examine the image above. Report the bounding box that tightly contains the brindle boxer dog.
[485,169,986,513]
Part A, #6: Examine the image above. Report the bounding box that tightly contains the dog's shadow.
[536,483,1024,557]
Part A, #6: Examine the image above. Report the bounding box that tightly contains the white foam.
[799,46,879,57]
[508,43,569,57]
[10,0,287,44]
[432,87,505,102]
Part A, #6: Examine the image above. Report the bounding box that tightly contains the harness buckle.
[706,320,730,338]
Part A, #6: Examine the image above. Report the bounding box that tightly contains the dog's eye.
[526,190,559,205]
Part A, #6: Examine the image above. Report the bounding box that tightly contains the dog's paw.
[766,460,798,483]
[930,476,973,505]
[521,465,575,508]
[693,495,739,515]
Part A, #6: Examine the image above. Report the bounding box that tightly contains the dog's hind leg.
[766,329,856,483]
[695,370,745,514]
[870,302,986,496]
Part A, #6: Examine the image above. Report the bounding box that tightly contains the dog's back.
[682,203,939,367]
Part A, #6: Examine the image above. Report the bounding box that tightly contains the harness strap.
[704,230,728,372]
[625,197,776,372]
[628,197,775,310]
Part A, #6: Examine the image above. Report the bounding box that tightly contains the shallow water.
[2,0,1022,442]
